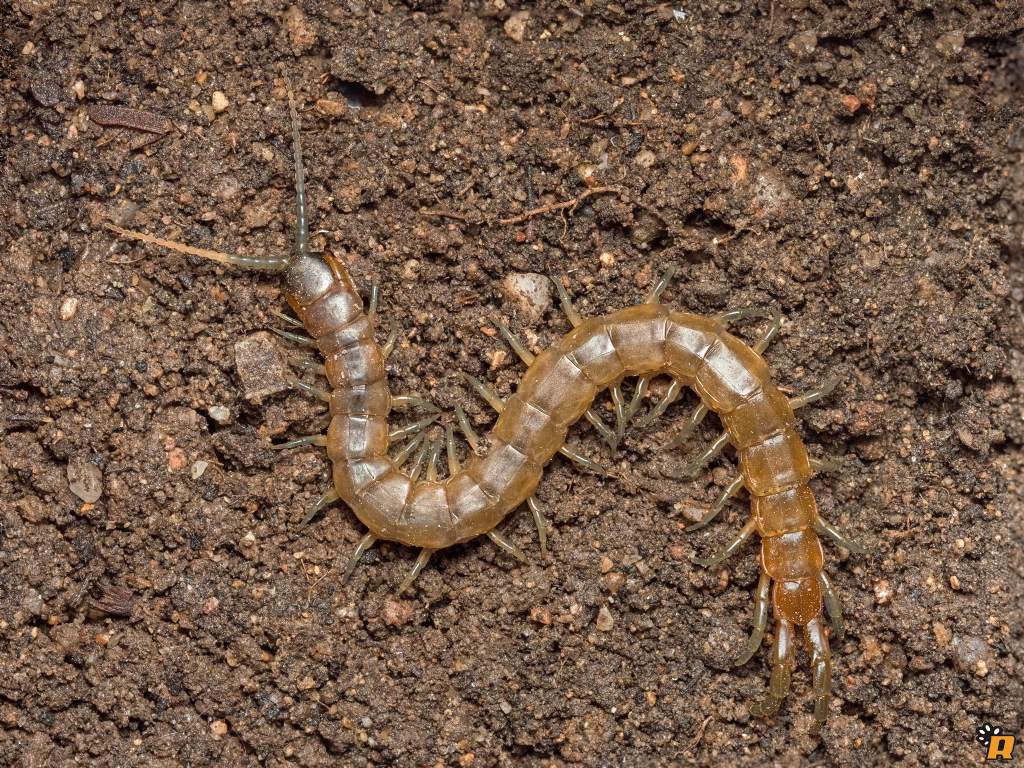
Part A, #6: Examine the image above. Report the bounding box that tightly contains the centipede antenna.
[819,571,844,640]
[287,376,331,402]
[662,402,709,450]
[104,224,288,271]
[389,413,439,442]
[270,308,303,327]
[271,433,327,450]
[714,307,764,325]
[692,518,756,568]
[490,316,535,365]
[789,376,840,410]
[296,487,340,528]
[463,373,506,414]
[557,444,607,476]
[686,474,745,532]
[526,496,548,554]
[396,548,434,595]
[555,276,583,328]
[445,425,460,474]
[735,571,771,666]
[341,532,377,583]
[271,326,318,347]
[584,408,617,448]
[633,378,682,430]
[287,82,309,260]
[454,405,481,452]
[644,264,677,304]
[392,430,427,466]
[487,530,528,563]
[665,430,730,479]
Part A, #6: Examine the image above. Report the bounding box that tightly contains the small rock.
[316,98,348,117]
[788,30,818,57]
[634,149,657,168]
[599,556,614,574]
[873,579,892,605]
[210,720,228,736]
[840,93,862,115]
[499,700,512,714]
[211,91,229,113]
[30,79,61,107]
[191,460,209,480]
[951,635,991,676]
[382,598,415,626]
[504,10,530,43]
[284,4,317,53]
[207,405,231,424]
[935,30,965,57]
[595,605,615,631]
[73,80,85,100]
[234,332,290,400]
[501,273,552,322]
[60,297,78,321]
[67,456,103,503]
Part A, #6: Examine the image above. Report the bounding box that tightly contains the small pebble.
[234,332,289,400]
[595,605,615,631]
[67,456,103,503]
[60,297,78,321]
[504,10,530,43]
[382,598,415,627]
[935,30,965,57]
[191,460,209,480]
[499,700,512,714]
[501,273,552,322]
[210,720,228,736]
[951,635,991,675]
[207,405,231,424]
[211,91,229,113]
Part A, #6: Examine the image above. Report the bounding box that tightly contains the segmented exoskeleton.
[106,92,866,733]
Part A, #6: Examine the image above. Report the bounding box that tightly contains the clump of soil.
[1,2,1021,766]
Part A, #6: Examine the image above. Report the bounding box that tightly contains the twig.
[686,715,713,754]
[498,186,619,225]
[419,209,474,223]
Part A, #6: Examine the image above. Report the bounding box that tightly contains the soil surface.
[2,2,1023,766]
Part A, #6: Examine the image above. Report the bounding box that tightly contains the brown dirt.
[2,2,1023,766]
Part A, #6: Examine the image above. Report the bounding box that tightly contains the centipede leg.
[633,378,682,430]
[610,384,627,447]
[272,433,327,450]
[664,430,730,479]
[296,359,327,376]
[425,437,442,482]
[408,438,433,483]
[391,394,441,412]
[388,413,439,442]
[749,617,796,720]
[296,487,340,528]
[624,375,650,423]
[463,373,506,414]
[270,308,303,328]
[526,496,548,554]
[342,532,377,583]
[662,402,709,450]
[272,327,318,346]
[557,444,607,476]
[819,571,844,640]
[487,530,529,563]
[789,376,840,410]
[382,322,399,359]
[455,405,480,452]
[692,519,756,568]
[555,276,584,328]
[367,284,380,322]
[392,430,428,466]
[686,474,744,532]
[815,518,869,554]
[288,377,331,402]
[804,617,832,734]
[445,425,460,474]
[396,548,434,595]
[490,317,535,365]
[584,408,618,449]
[735,571,772,666]
[643,265,677,304]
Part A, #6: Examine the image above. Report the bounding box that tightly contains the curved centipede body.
[106,93,866,734]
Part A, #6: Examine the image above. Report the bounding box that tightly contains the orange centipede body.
[107,93,866,735]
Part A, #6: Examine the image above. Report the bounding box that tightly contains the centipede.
[105,92,866,734]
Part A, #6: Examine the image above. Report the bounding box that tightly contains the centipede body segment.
[106,91,865,734]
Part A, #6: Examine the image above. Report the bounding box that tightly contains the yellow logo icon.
[978,724,1017,761]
